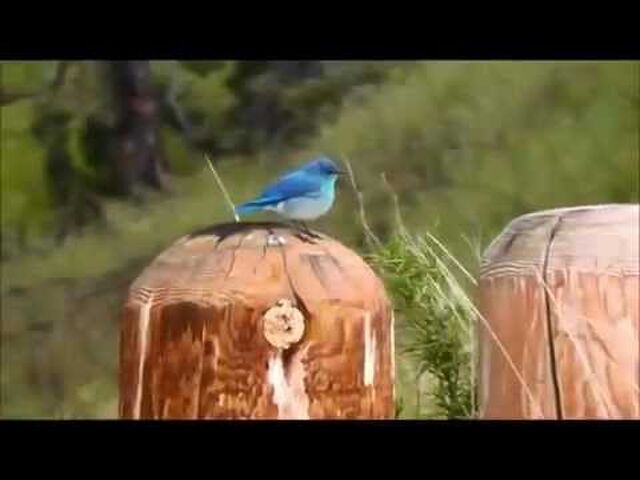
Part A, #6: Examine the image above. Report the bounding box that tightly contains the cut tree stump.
[478,204,639,419]
[119,222,394,419]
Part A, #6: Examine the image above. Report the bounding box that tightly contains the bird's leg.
[301,221,322,239]
[288,220,302,235]
[290,220,317,244]
[288,220,303,237]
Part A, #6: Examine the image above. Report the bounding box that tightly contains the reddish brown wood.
[478,204,639,419]
[119,223,394,419]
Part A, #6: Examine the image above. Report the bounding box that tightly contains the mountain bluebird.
[235,155,344,237]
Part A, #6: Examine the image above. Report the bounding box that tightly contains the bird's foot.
[301,222,324,240]
[304,230,323,240]
[290,221,323,243]
[294,230,319,244]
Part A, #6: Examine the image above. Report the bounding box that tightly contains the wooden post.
[119,223,394,419]
[478,204,639,419]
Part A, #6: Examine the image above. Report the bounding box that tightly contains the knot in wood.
[263,299,305,350]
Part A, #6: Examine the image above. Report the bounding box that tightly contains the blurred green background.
[1,60,638,418]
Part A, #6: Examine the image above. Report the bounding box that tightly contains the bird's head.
[303,156,345,177]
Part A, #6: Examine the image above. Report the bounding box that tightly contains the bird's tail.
[234,198,274,217]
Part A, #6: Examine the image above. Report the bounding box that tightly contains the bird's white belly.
[270,195,334,220]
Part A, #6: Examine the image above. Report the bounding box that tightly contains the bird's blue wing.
[258,170,324,203]
[235,170,323,215]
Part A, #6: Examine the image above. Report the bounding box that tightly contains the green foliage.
[1,164,263,418]
[1,61,58,94]
[307,61,639,261]
[1,98,52,243]
[220,61,396,153]
[277,62,394,145]
[179,61,226,77]
[371,228,476,418]
[160,126,199,176]
[171,61,238,151]
[1,62,113,254]
[1,61,400,251]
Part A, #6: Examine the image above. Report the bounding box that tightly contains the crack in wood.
[224,230,251,280]
[276,244,311,329]
[254,230,271,275]
[316,243,357,287]
[195,316,207,419]
[542,214,565,419]
[304,254,331,294]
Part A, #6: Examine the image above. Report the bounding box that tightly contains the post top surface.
[481,204,639,278]
[127,222,388,310]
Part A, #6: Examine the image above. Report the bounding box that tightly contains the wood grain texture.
[119,222,394,419]
[478,204,639,419]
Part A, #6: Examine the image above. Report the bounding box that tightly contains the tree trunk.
[108,61,166,195]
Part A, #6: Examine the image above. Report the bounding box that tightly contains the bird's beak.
[336,170,347,176]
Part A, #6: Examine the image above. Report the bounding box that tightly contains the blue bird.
[235,155,344,236]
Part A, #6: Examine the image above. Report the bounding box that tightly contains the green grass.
[372,231,477,418]
[355,180,479,418]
